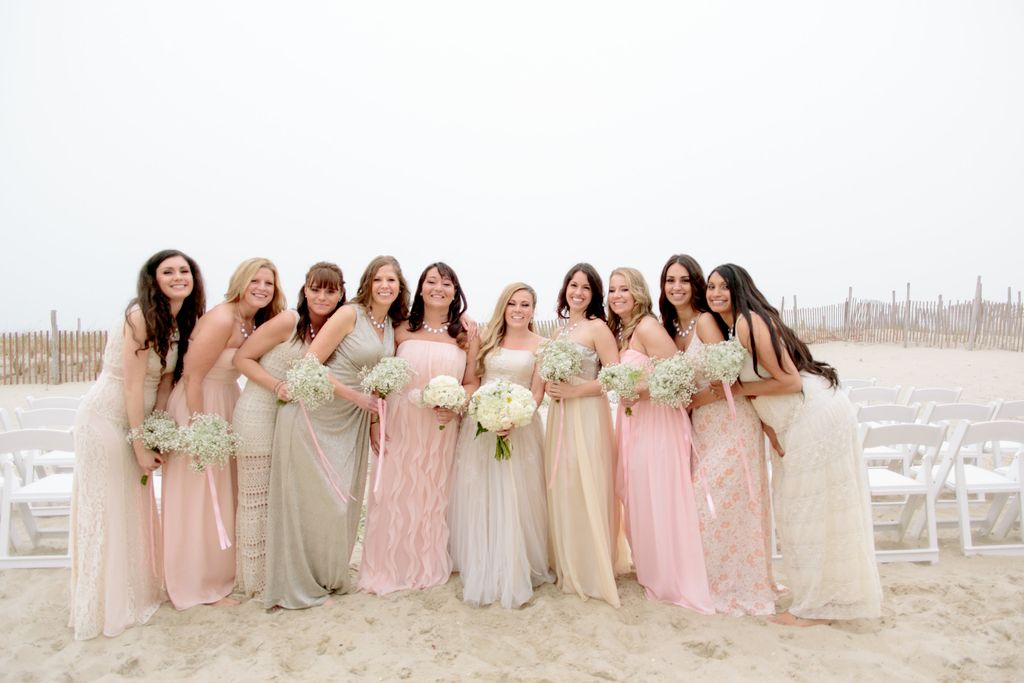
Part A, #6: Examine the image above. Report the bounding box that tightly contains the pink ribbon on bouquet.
[146,480,160,577]
[681,406,716,519]
[300,399,355,503]
[618,405,632,501]
[206,468,232,550]
[547,401,567,489]
[373,396,388,494]
[722,380,737,418]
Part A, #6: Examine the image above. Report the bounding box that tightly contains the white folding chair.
[857,404,922,471]
[26,396,82,410]
[918,402,998,467]
[847,385,902,406]
[15,408,77,429]
[0,429,75,568]
[993,400,1024,420]
[0,408,14,432]
[841,378,877,391]
[859,423,945,563]
[12,408,76,482]
[907,387,964,406]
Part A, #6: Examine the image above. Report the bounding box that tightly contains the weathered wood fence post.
[49,310,60,384]
[903,283,911,348]
[968,276,982,351]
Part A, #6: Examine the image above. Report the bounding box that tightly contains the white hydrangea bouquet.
[647,352,698,408]
[418,374,468,430]
[468,379,537,460]
[179,413,242,474]
[359,356,414,398]
[126,410,183,485]
[598,363,645,416]
[699,339,746,416]
[536,337,583,401]
[286,353,335,411]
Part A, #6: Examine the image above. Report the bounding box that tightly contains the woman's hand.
[275,380,292,402]
[546,381,578,401]
[433,407,459,425]
[134,447,164,473]
[496,428,512,438]
[763,423,785,457]
[350,392,380,414]
[369,421,381,455]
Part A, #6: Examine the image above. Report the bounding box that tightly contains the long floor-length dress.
[449,348,552,609]
[544,341,625,607]
[264,306,394,609]
[69,320,172,639]
[742,356,882,619]
[686,334,775,615]
[232,312,304,599]
[163,349,240,609]
[616,347,713,613]
[358,338,466,595]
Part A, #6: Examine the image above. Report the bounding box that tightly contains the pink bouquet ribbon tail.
[147,482,160,577]
[301,400,355,503]
[373,397,387,494]
[723,381,737,418]
[682,407,715,519]
[206,468,232,550]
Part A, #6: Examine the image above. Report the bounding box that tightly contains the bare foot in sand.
[769,611,832,627]
[210,596,240,607]
[322,597,335,607]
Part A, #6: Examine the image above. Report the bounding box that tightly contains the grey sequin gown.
[263,306,394,609]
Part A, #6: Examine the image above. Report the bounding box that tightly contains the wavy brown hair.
[658,254,710,339]
[124,249,205,383]
[294,262,346,343]
[352,255,409,325]
[555,263,606,322]
[407,262,469,349]
[476,282,536,378]
[607,267,653,351]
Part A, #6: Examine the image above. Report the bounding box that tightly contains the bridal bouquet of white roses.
[468,379,537,460]
[179,413,242,474]
[536,337,583,397]
[647,352,698,408]
[126,410,183,485]
[418,375,468,430]
[285,353,335,411]
[597,363,645,416]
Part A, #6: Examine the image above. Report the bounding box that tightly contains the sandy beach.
[1,342,1022,682]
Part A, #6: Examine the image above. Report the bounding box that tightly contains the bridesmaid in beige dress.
[543,264,627,607]
[70,250,203,639]
[263,255,407,609]
[232,262,344,600]
[163,258,285,609]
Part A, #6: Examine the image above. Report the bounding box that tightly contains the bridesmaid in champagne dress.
[163,258,285,609]
[608,267,713,613]
[232,262,344,600]
[706,263,881,625]
[359,263,478,595]
[660,254,775,616]
[264,256,406,609]
[543,264,627,608]
[449,283,552,609]
[70,250,203,639]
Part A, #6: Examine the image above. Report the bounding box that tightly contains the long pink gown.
[358,339,466,594]
[616,348,713,613]
[686,334,775,615]
[162,348,239,609]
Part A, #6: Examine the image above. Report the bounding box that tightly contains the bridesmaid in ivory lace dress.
[659,254,775,616]
[69,250,204,639]
[232,262,345,600]
[163,258,285,609]
[705,263,881,626]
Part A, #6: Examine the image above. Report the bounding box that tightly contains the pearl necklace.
[309,324,319,340]
[239,318,254,340]
[674,316,697,340]
[368,310,388,331]
[562,318,584,338]
[422,320,449,335]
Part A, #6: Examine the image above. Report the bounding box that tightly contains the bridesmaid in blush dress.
[69,250,203,639]
[163,258,285,609]
[232,262,344,600]
[358,262,479,595]
[263,256,406,609]
[660,254,775,616]
[543,264,628,608]
[608,267,712,613]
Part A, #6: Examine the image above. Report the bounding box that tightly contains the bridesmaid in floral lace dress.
[659,254,775,616]
[69,250,204,639]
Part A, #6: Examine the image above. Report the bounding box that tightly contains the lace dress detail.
[70,318,174,639]
[741,355,882,619]
[233,311,305,600]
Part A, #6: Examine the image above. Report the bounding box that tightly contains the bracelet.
[273,380,286,393]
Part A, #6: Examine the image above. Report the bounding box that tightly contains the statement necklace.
[368,310,388,331]
[422,320,449,335]
[239,317,254,340]
[562,318,585,338]
[674,316,697,340]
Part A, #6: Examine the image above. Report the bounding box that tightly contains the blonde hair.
[224,257,286,327]
[476,282,536,377]
[353,255,409,324]
[607,267,653,350]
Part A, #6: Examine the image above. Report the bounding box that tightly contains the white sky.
[2,1,1022,332]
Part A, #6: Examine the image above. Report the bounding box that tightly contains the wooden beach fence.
[1,310,107,386]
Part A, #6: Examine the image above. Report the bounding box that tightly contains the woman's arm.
[635,316,677,360]
[182,305,235,417]
[733,314,802,398]
[122,310,162,471]
[308,305,378,413]
[234,309,298,397]
[154,373,173,412]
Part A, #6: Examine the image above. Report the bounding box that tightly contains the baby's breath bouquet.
[699,339,747,415]
[536,338,583,399]
[286,353,335,411]
[359,356,414,398]
[126,410,183,485]
[179,413,242,474]
[648,352,698,408]
[598,363,645,416]
[468,379,537,460]
[418,375,468,430]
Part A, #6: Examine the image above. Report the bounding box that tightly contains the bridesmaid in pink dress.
[358,263,479,595]
[659,254,776,616]
[608,267,712,613]
[163,257,285,609]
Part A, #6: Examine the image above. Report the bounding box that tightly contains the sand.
[1,342,1022,682]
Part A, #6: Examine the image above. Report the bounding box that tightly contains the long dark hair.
[353,255,410,325]
[708,263,838,388]
[407,262,469,349]
[124,249,205,383]
[555,263,607,322]
[658,254,710,339]
[294,262,346,343]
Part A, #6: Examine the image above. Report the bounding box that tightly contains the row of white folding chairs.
[846,384,966,406]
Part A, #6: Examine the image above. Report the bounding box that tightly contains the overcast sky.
[1,1,1022,332]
